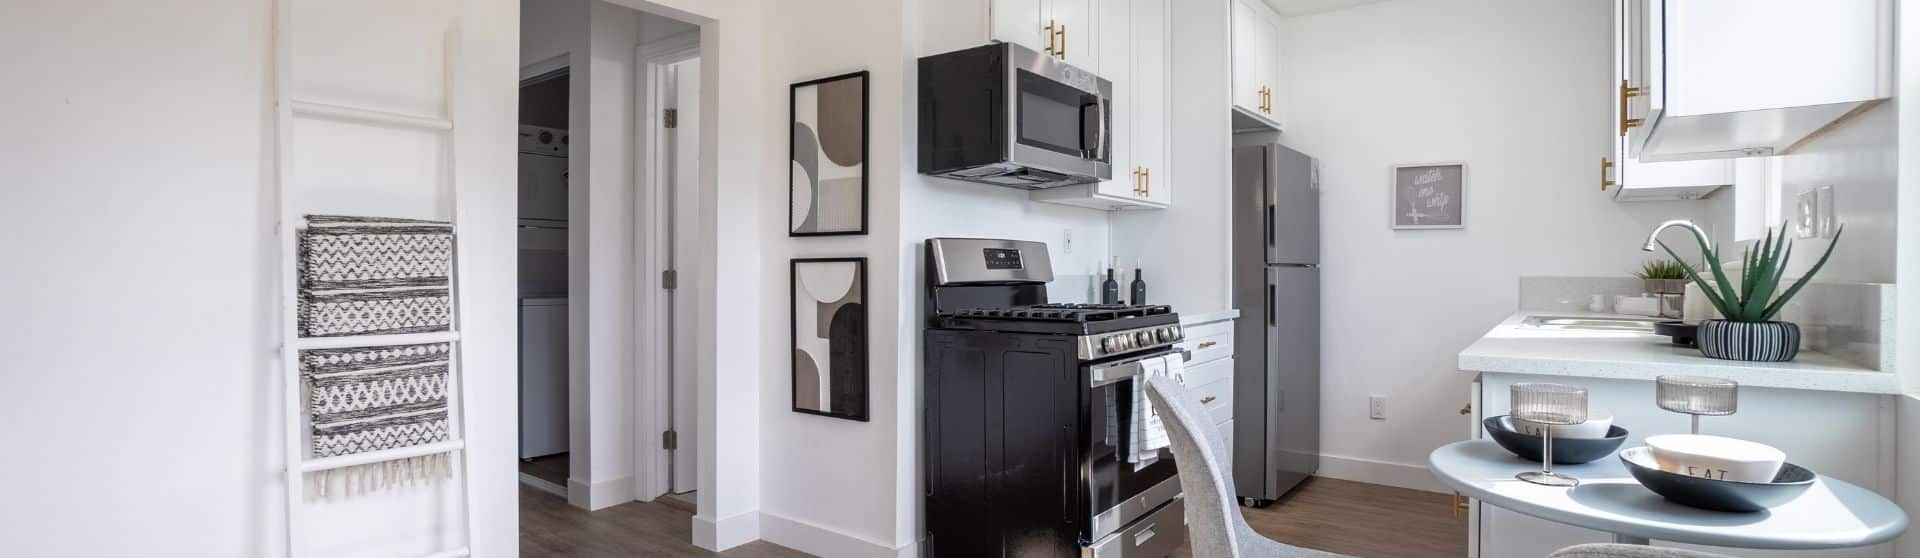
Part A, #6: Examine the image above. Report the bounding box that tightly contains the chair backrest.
[1143,373,1248,557]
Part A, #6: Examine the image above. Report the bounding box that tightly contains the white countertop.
[1458,312,1900,394]
[1178,309,1240,325]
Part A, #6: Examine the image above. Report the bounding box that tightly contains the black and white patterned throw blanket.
[298,215,454,337]
[302,342,454,497]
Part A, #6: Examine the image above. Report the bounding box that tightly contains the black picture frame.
[790,257,869,421]
[788,70,870,237]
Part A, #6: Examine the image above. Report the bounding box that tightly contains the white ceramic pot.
[1645,434,1785,483]
[1509,410,1614,439]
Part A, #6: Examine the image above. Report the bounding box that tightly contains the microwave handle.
[1093,94,1108,162]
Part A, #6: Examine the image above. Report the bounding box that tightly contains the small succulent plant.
[1656,223,1844,323]
[1633,258,1691,280]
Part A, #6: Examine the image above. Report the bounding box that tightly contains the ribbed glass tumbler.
[1655,375,1737,434]
[1511,383,1588,487]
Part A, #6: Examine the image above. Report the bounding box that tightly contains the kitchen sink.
[1521,315,1659,332]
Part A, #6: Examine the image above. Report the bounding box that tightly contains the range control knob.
[1155,328,1174,342]
[1102,336,1121,353]
[1136,331,1155,345]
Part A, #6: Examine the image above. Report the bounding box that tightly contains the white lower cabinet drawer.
[1179,355,1233,389]
[1089,494,1185,558]
[1189,377,1234,425]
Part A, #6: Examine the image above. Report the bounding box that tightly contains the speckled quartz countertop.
[1458,312,1901,394]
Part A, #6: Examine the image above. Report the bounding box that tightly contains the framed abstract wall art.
[789,71,869,236]
[790,257,868,421]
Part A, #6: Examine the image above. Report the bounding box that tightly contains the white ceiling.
[1260,0,1387,17]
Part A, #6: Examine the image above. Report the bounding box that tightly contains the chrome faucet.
[1641,220,1712,253]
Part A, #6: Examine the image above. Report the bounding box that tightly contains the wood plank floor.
[1172,476,1468,558]
[521,476,1463,557]
[520,485,808,557]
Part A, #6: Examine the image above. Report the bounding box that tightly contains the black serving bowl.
[1654,320,1699,347]
[1619,447,1815,513]
[1483,416,1628,465]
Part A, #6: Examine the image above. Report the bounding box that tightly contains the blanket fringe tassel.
[306,452,454,500]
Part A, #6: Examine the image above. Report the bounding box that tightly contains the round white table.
[1429,440,1909,550]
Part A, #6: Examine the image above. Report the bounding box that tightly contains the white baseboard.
[568,475,634,511]
[518,473,568,499]
[1316,453,1450,494]
[759,511,914,558]
[693,509,761,551]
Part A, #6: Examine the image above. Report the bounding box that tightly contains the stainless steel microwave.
[918,42,1114,189]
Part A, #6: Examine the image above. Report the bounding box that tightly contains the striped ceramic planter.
[1696,320,1800,362]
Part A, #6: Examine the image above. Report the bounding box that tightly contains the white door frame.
[633,31,701,502]
[516,53,576,503]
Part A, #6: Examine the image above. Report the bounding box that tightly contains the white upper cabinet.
[1624,0,1891,161]
[1606,0,1731,201]
[1027,0,1173,210]
[991,0,1097,71]
[1230,0,1281,130]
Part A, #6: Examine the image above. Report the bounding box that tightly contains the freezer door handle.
[1265,204,1274,248]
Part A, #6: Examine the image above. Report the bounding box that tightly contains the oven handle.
[1087,349,1188,388]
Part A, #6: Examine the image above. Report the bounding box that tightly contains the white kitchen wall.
[1108,0,1235,314]
[1277,0,1736,491]
[0,0,519,555]
[1769,103,1897,283]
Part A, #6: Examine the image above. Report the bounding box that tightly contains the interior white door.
[1132,0,1170,205]
[668,58,701,494]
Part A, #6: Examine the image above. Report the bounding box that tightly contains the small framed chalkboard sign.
[1391,162,1467,230]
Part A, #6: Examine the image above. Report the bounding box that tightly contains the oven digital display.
[982,248,1024,270]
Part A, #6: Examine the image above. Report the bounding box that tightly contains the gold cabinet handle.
[1197,341,1217,350]
[1056,24,1067,58]
[1600,157,1616,191]
[1458,403,1472,415]
[1452,492,1471,518]
[1265,87,1272,113]
[1619,79,1644,136]
[1200,396,1217,404]
[1131,167,1144,196]
[1044,20,1056,55]
[1142,167,1151,197]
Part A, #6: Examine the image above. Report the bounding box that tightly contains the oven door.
[1082,350,1182,545]
[1008,52,1112,182]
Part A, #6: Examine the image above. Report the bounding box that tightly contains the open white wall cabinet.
[1605,0,1730,202]
[273,2,474,557]
[1623,0,1892,162]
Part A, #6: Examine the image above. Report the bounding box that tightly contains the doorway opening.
[514,0,703,530]
[515,67,570,498]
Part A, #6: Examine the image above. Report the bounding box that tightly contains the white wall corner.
[1315,453,1450,494]
[693,508,762,552]
[568,475,636,511]
[759,511,916,558]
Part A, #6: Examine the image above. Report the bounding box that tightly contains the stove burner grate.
[943,303,1173,323]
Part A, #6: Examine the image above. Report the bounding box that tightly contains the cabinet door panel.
[1051,0,1095,71]
[1256,8,1281,120]
[992,0,1047,55]
[1132,0,1170,204]
[1230,0,1261,112]
[1093,0,1133,200]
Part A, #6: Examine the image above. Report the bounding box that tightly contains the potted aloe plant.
[1655,224,1844,362]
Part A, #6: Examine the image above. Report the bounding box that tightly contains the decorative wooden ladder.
[272,1,472,557]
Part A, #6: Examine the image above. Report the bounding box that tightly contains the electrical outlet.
[1816,185,1836,238]
[1063,228,1073,253]
[1368,396,1387,420]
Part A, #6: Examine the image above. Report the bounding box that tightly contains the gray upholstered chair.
[1548,544,1733,558]
[1142,374,1347,558]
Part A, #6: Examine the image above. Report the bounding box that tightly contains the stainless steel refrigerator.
[1231,143,1320,507]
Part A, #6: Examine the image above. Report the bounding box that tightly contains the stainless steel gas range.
[922,237,1186,558]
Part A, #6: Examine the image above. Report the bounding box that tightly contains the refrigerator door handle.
[1267,283,1275,326]
[1265,204,1274,248]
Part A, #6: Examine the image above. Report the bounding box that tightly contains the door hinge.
[662,429,678,450]
[662,269,678,289]
[663,108,678,129]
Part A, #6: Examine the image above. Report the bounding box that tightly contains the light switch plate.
[1794,189,1819,239]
